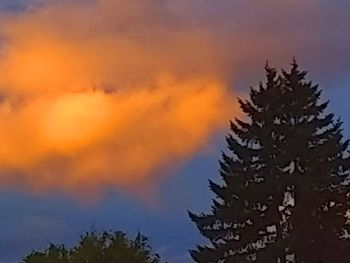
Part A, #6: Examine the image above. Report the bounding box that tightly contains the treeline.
[22,61,350,262]
[23,231,161,263]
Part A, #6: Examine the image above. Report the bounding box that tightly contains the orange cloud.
[0,0,237,196]
[0,0,347,198]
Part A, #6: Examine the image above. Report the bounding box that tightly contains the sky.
[0,0,349,262]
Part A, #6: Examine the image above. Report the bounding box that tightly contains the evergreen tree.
[189,61,350,262]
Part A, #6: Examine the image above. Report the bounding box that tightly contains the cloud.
[0,0,237,197]
[0,0,349,197]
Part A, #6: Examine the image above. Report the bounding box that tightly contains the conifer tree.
[189,61,350,262]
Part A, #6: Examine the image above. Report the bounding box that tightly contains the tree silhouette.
[23,230,161,263]
[189,61,350,262]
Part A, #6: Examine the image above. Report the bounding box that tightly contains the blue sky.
[0,1,350,262]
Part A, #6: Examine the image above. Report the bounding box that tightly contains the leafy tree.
[23,230,161,263]
[189,61,350,262]
[24,245,69,263]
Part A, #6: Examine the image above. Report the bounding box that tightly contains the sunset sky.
[0,0,349,262]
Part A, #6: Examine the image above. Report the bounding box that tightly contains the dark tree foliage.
[189,61,350,262]
[23,230,162,263]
